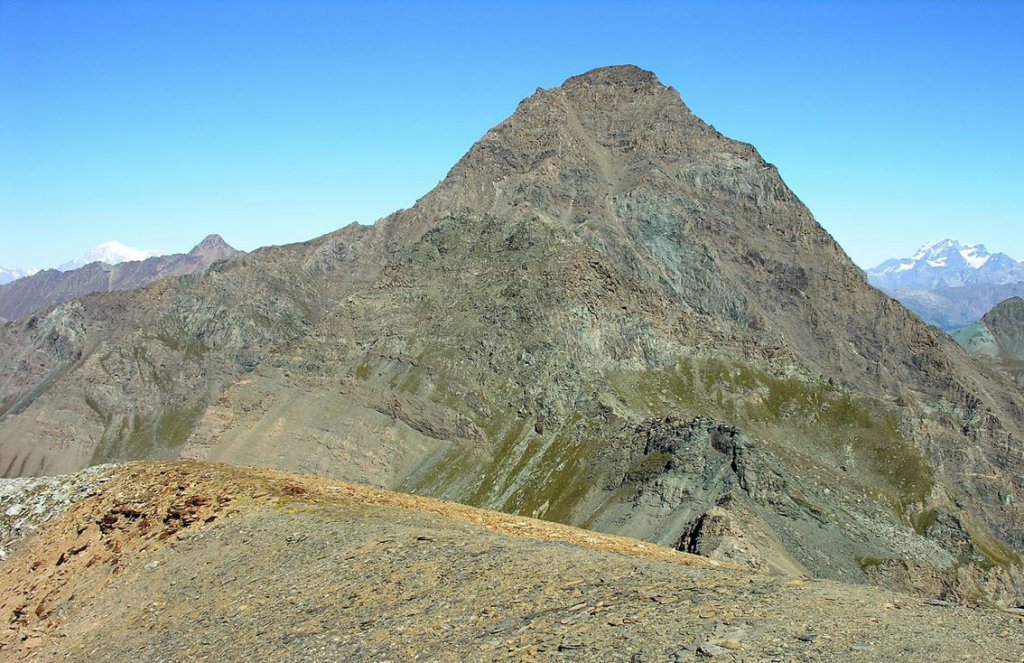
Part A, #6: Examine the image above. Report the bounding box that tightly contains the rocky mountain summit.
[868,240,1024,328]
[0,234,241,321]
[1,66,1023,604]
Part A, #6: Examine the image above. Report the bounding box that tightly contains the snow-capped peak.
[959,244,990,269]
[0,266,39,285]
[867,238,1022,291]
[910,238,955,261]
[58,241,166,272]
[907,239,990,270]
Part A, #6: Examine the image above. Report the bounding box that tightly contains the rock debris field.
[0,462,1021,662]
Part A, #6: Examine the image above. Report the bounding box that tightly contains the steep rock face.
[0,235,242,321]
[589,416,949,581]
[1,66,1023,601]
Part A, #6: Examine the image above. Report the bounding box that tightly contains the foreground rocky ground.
[1,462,1021,662]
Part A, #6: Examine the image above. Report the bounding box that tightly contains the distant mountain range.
[867,239,1024,329]
[0,235,241,321]
[0,241,167,286]
[57,240,166,272]
[0,267,37,286]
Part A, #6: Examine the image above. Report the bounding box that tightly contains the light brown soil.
[1,462,1022,661]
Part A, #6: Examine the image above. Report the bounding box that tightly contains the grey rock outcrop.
[0,464,114,560]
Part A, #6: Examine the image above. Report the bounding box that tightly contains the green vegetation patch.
[964,522,1022,569]
[151,332,210,360]
[608,354,934,511]
[90,399,208,465]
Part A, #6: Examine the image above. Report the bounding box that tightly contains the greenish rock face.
[981,297,1024,361]
[396,345,944,583]
[951,297,1024,394]
[1,65,1023,604]
[951,322,999,358]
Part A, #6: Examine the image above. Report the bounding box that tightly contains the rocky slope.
[952,297,1024,389]
[0,234,241,321]
[868,240,1024,329]
[978,297,1024,361]
[2,462,1022,662]
[1,66,1023,603]
[0,464,114,561]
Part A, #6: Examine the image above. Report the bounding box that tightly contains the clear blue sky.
[1,1,1021,270]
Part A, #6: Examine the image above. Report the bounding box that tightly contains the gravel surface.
[1,462,1022,662]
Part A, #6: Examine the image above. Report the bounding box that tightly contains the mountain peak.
[407,64,743,244]
[908,239,989,267]
[868,239,1024,327]
[911,238,959,259]
[4,65,1024,608]
[868,238,1018,285]
[188,234,241,261]
[562,64,662,90]
[0,266,38,285]
[189,234,229,253]
[0,234,244,320]
[983,296,1024,324]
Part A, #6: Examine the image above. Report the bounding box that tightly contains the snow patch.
[911,238,957,262]
[59,241,166,272]
[906,239,991,270]
[959,245,990,269]
[0,267,39,285]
